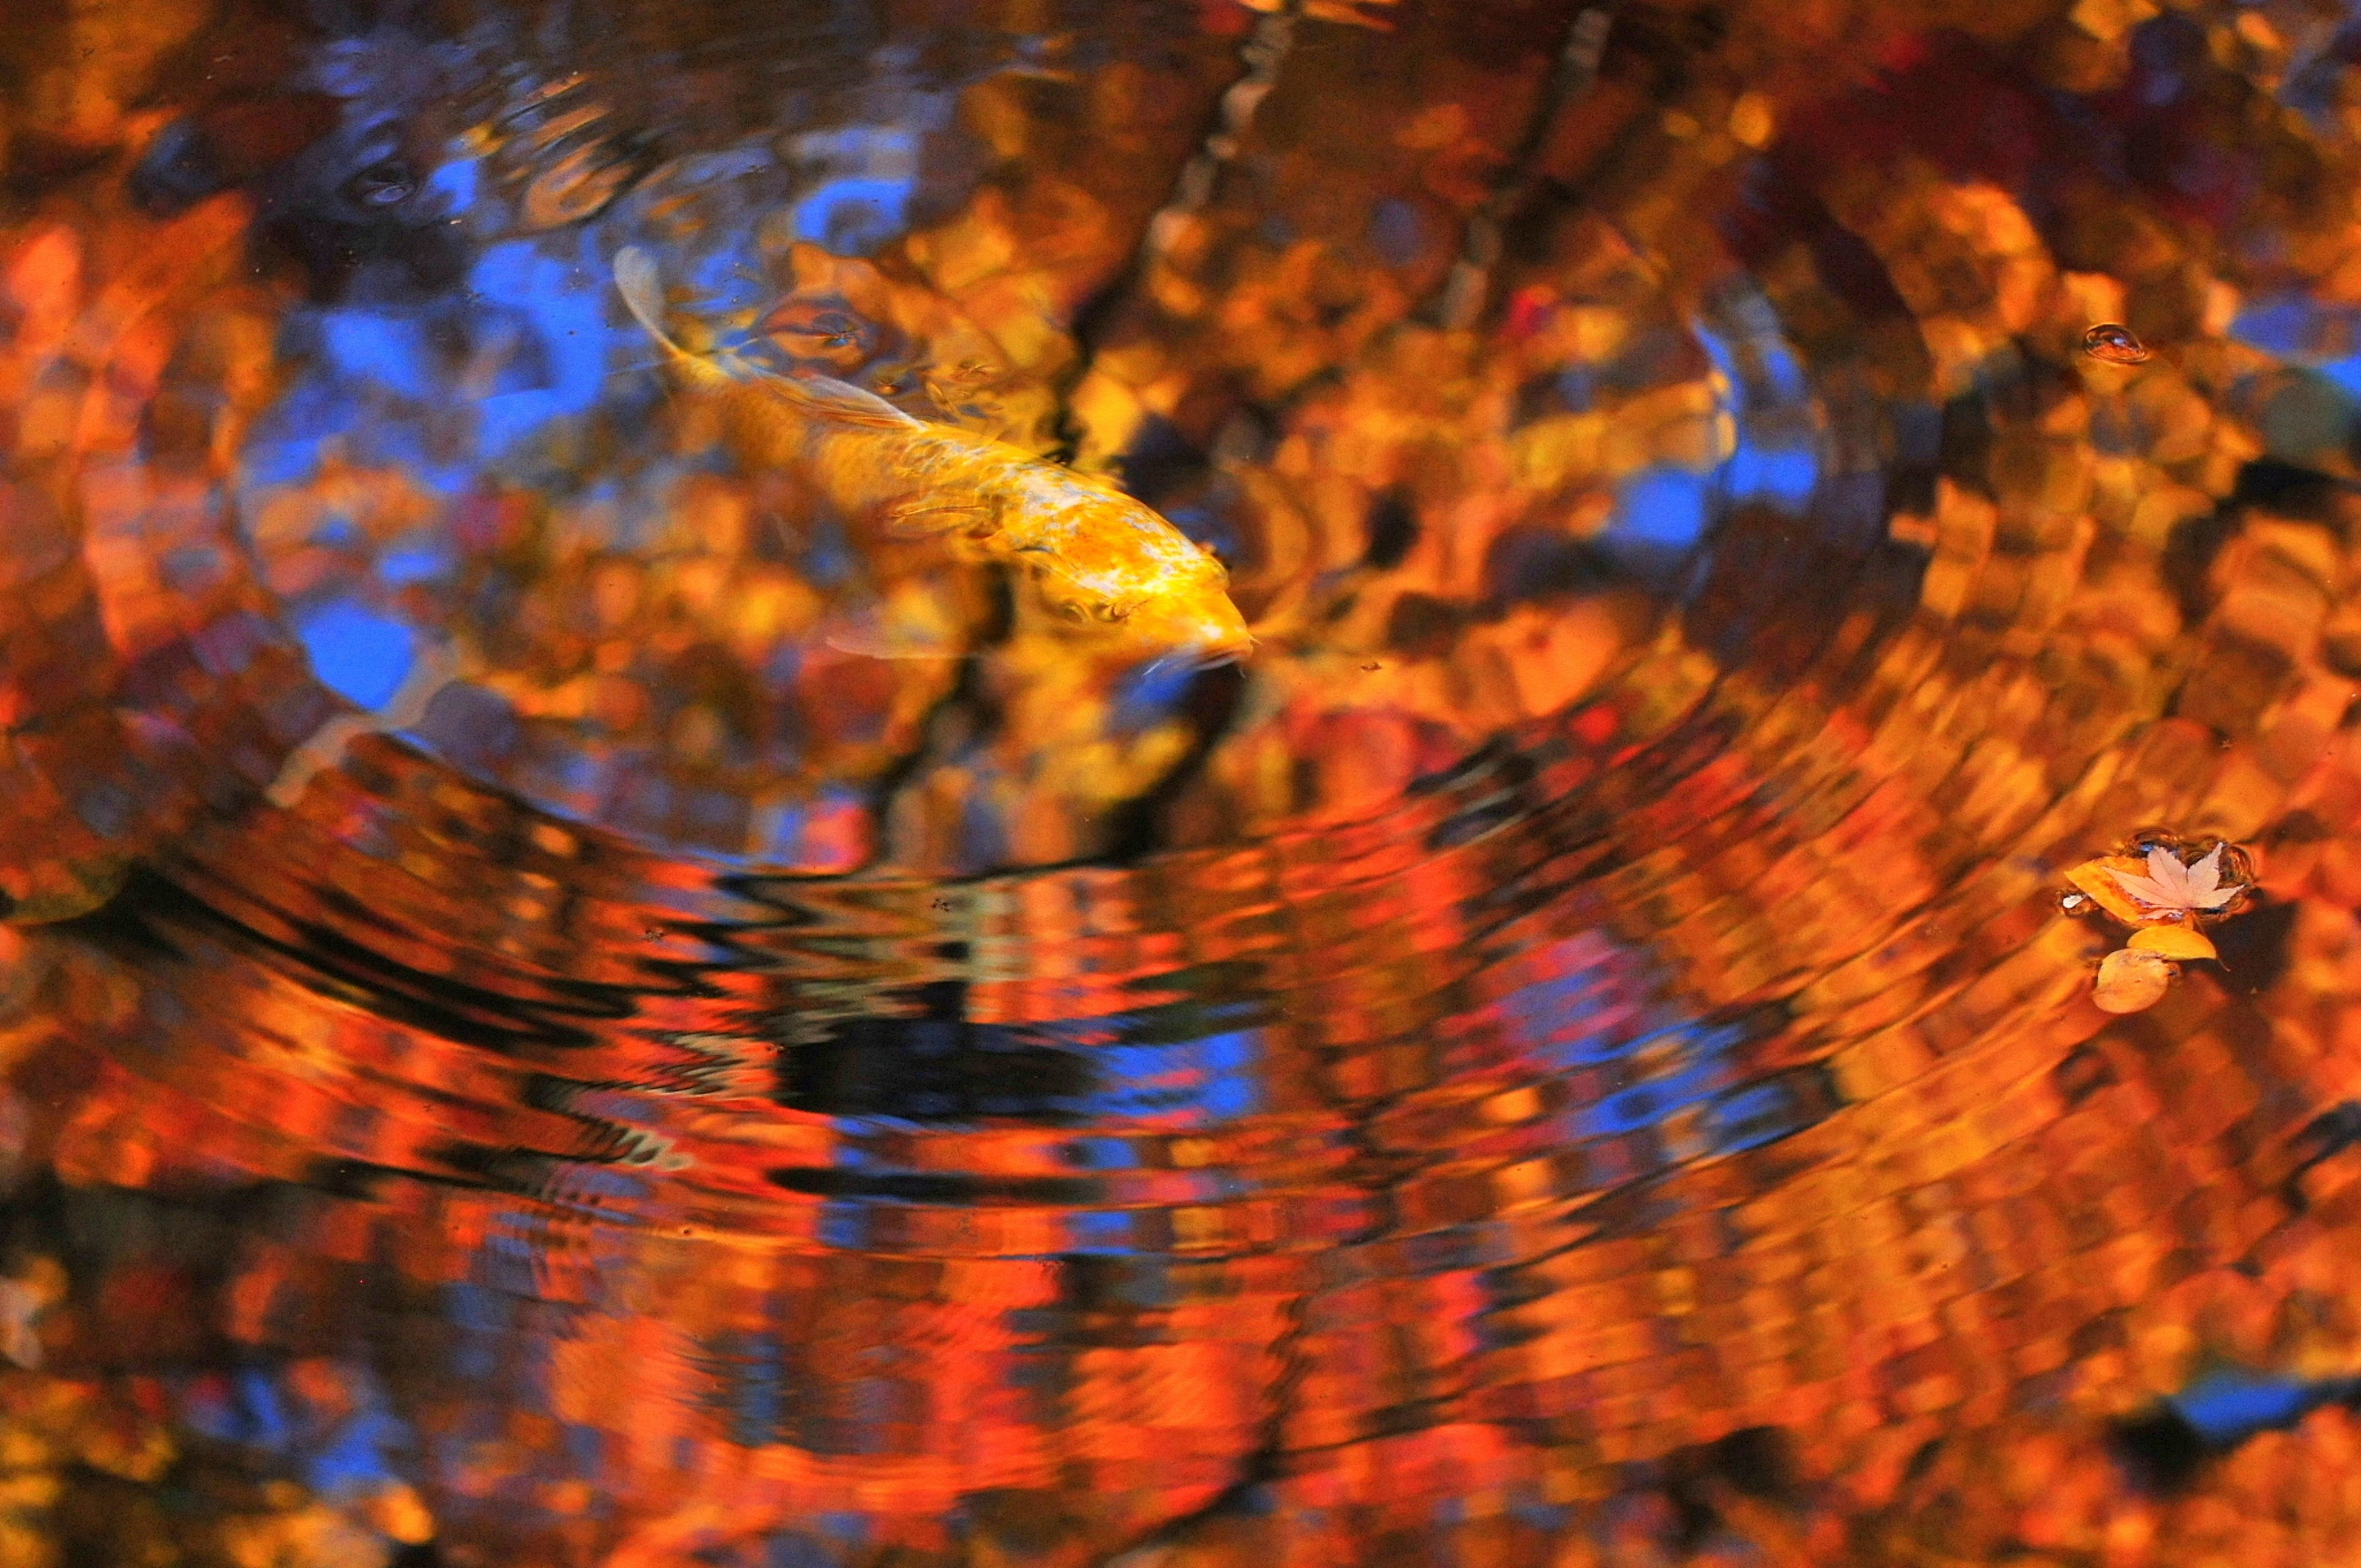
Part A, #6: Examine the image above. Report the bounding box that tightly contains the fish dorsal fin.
[883,499,997,539]
[760,370,923,430]
[1064,464,1129,496]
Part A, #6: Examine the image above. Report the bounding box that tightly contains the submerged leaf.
[2094,948,2175,1014]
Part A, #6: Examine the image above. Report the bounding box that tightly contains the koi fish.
[612,247,1252,670]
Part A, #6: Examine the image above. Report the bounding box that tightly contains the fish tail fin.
[612,247,669,343]
[613,246,695,365]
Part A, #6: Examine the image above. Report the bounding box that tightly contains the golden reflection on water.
[8,0,2361,1564]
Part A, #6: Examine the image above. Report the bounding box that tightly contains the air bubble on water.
[2081,322,2151,363]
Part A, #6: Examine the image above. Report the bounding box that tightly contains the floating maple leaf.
[2111,844,2240,916]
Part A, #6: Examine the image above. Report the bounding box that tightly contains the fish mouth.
[1137,639,1252,682]
[1184,628,1259,668]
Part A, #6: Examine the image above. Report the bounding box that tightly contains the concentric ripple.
[8,2,2361,1565]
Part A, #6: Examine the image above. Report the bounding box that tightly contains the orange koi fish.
[613,247,1252,670]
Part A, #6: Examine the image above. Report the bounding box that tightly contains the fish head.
[1040,566,1254,672]
[1024,499,1254,670]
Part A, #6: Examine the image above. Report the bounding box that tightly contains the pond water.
[4,1,2361,1563]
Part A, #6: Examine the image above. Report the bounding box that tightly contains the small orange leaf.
[2065,856,2154,925]
[2129,925,2217,961]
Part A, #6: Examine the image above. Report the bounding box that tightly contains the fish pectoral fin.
[883,501,998,539]
[818,603,965,661]
[768,372,922,430]
[823,627,963,660]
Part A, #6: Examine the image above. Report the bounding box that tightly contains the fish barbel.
[613,247,1252,669]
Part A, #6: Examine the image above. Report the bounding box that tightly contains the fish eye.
[767,303,869,353]
[1062,601,1090,622]
[346,159,417,208]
